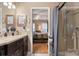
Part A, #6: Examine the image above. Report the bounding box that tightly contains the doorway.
[32,7,49,54]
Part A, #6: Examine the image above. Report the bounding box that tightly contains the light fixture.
[3,2,8,6]
[3,2,16,9]
[12,4,16,9]
[8,5,11,9]
[8,2,12,6]
[36,15,39,20]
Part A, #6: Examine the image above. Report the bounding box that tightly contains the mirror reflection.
[0,2,27,37]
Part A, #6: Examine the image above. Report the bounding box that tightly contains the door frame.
[31,7,50,55]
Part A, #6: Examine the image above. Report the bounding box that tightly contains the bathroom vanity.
[0,34,28,56]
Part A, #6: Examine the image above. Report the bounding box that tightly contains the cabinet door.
[14,49,23,56]
[17,39,24,49]
[24,36,28,55]
[7,41,17,56]
[0,46,5,56]
[16,39,24,56]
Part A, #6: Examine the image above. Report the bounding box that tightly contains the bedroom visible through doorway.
[32,8,49,54]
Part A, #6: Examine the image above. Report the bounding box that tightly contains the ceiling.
[14,2,59,8]
[0,2,59,8]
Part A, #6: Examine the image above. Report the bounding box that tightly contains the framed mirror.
[7,16,14,24]
[17,15,26,27]
[6,15,15,27]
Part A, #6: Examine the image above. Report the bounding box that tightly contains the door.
[58,2,79,56]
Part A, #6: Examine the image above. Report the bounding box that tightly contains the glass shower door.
[64,3,79,56]
[58,2,79,56]
[64,10,76,55]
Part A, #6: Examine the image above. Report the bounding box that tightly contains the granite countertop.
[0,34,27,46]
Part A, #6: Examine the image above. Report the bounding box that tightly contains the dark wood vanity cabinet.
[7,39,24,56]
[0,36,28,56]
[7,41,17,56]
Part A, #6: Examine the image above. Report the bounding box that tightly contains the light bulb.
[8,2,12,6]
[3,2,8,6]
[12,5,16,9]
[36,15,39,20]
[8,5,11,9]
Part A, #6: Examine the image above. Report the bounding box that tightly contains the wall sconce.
[8,5,11,9]
[36,15,39,20]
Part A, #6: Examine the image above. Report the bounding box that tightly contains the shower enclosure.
[58,2,79,56]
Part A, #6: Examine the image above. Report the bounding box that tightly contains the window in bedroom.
[42,23,48,33]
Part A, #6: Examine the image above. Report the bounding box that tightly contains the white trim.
[48,7,50,56]
[31,8,33,54]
